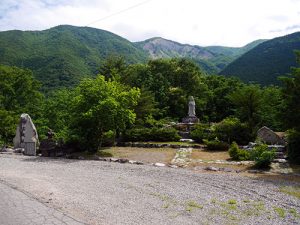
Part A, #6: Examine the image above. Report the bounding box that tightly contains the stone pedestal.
[40,139,64,157]
[182,116,199,124]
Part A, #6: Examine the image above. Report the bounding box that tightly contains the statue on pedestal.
[182,96,199,124]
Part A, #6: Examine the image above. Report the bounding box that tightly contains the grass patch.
[96,150,113,157]
[146,141,201,146]
[228,199,237,205]
[279,186,300,199]
[274,207,286,218]
[243,199,250,203]
[191,149,230,161]
[186,200,203,212]
[289,208,299,218]
[220,201,237,211]
[253,201,265,211]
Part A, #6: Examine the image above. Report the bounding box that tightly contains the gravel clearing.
[0,154,299,225]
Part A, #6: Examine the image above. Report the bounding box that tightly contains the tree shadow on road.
[21,156,80,164]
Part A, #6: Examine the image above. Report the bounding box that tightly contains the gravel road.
[0,154,299,225]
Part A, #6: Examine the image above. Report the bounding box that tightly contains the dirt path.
[0,154,299,225]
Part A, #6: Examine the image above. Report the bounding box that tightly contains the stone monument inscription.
[13,113,39,156]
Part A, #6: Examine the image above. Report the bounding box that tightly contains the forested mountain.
[0,25,148,91]
[220,32,300,85]
[136,37,265,73]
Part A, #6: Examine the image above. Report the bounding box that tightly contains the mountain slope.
[135,37,265,73]
[220,32,300,85]
[0,25,148,91]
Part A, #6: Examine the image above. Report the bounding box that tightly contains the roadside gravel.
[0,154,299,225]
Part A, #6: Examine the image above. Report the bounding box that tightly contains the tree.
[228,85,262,135]
[280,50,300,163]
[70,75,140,151]
[281,51,300,131]
[203,75,244,122]
[123,58,208,120]
[133,87,159,125]
[99,55,127,80]
[0,65,43,144]
[38,89,75,140]
[259,86,283,130]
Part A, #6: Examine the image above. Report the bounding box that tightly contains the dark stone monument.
[40,129,63,157]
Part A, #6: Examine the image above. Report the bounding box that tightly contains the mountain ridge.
[135,37,266,73]
[220,31,300,85]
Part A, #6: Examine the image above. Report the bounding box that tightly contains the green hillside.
[220,32,300,85]
[0,25,147,91]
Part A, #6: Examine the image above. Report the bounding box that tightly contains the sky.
[0,0,300,47]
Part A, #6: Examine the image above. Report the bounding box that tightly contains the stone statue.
[182,96,199,124]
[13,113,39,156]
[188,96,196,117]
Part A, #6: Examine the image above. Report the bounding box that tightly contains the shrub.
[250,144,276,168]
[203,138,229,151]
[214,117,252,145]
[190,124,212,143]
[101,130,115,147]
[123,127,180,142]
[287,129,300,164]
[228,142,250,161]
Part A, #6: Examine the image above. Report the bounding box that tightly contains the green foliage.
[0,109,16,144]
[101,130,116,147]
[214,117,251,145]
[123,127,180,142]
[40,89,75,141]
[221,32,300,86]
[99,55,127,80]
[286,129,300,164]
[228,85,262,135]
[250,144,276,168]
[203,75,244,122]
[133,88,159,125]
[123,58,209,119]
[281,51,300,131]
[190,124,211,143]
[70,75,140,151]
[0,65,43,144]
[259,86,283,130]
[280,51,300,163]
[203,138,229,151]
[228,142,250,161]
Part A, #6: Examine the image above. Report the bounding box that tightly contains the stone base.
[182,116,199,124]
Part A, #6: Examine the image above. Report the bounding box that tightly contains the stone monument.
[182,96,199,123]
[13,113,39,156]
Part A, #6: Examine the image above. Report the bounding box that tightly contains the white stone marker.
[13,113,39,156]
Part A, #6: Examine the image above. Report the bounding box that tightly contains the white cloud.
[0,0,300,46]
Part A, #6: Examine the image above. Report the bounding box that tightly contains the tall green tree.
[70,75,140,151]
[280,51,300,163]
[203,75,244,122]
[281,51,300,131]
[228,84,262,135]
[259,86,283,130]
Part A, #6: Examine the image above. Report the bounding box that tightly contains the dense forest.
[1,52,300,162]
